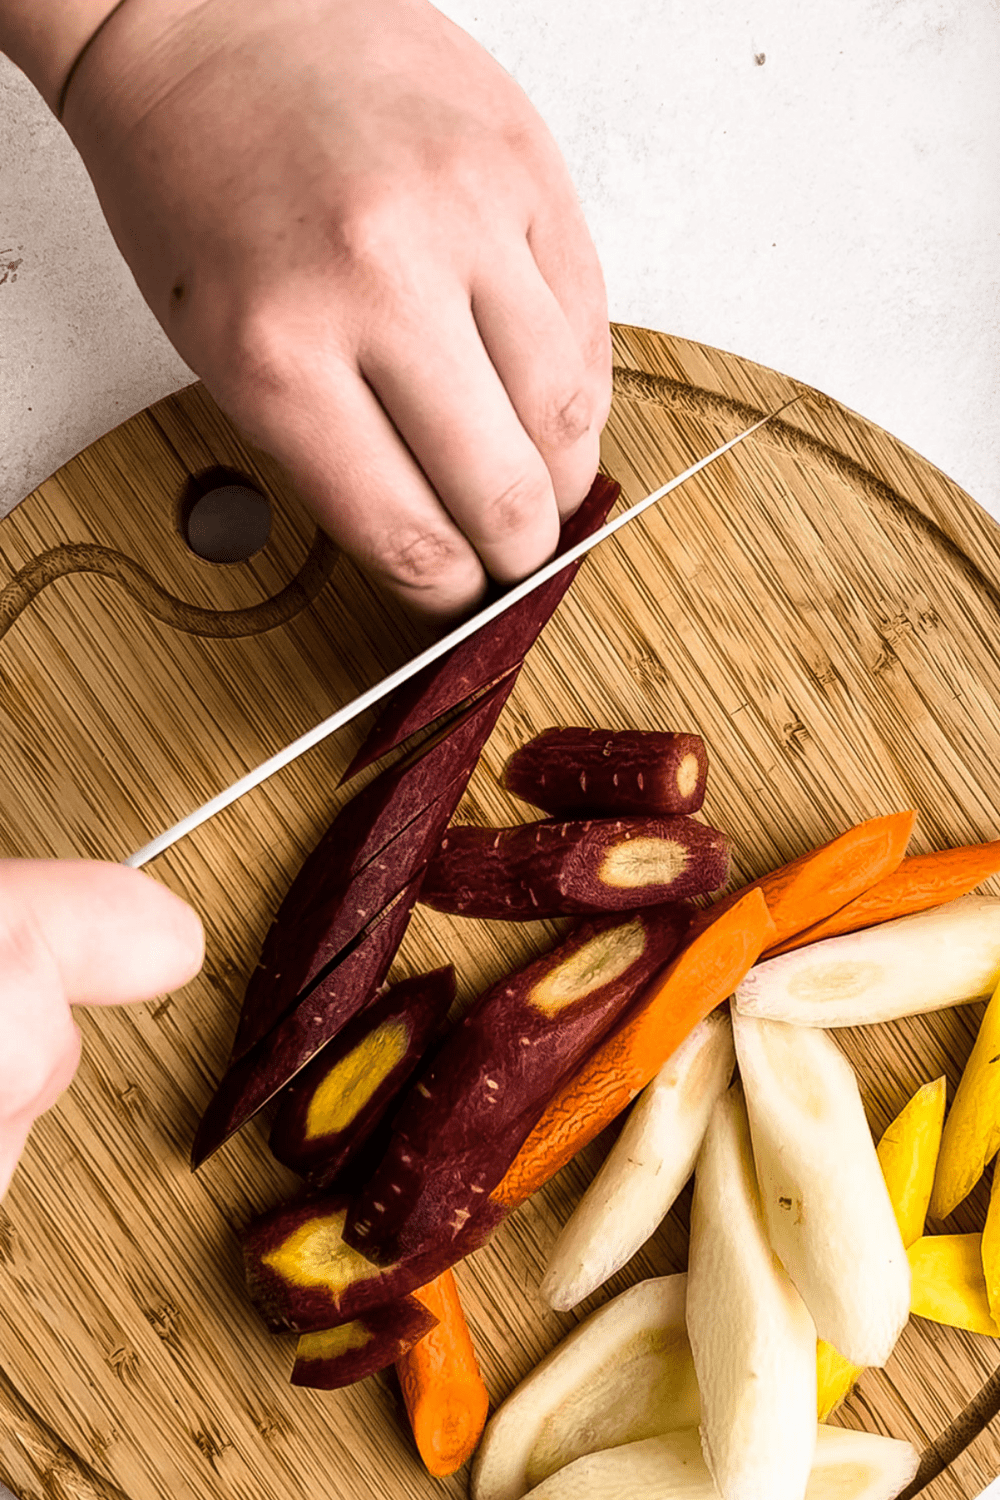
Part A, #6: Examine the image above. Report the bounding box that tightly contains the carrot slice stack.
[397,1269,489,1477]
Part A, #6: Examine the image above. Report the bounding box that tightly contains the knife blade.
[124,396,797,869]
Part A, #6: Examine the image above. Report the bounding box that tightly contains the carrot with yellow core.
[768,839,1000,955]
[291,1298,438,1388]
[816,1075,945,1419]
[397,1269,489,1477]
[347,907,689,1264]
[931,976,1000,1220]
[493,888,775,1208]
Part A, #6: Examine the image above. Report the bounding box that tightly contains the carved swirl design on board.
[0,528,339,645]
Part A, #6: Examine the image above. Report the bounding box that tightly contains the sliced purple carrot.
[192,880,421,1168]
[502,728,709,817]
[231,676,515,1062]
[291,1298,438,1390]
[269,967,456,1188]
[420,815,730,920]
[339,473,621,783]
[243,1192,502,1333]
[344,905,690,1266]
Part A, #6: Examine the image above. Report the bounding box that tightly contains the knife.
[125,397,797,870]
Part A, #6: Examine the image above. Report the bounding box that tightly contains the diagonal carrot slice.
[698,810,916,951]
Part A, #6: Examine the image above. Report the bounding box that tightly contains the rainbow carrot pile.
[220,681,1000,1482]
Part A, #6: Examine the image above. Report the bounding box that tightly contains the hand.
[60,0,613,615]
[0,860,204,1199]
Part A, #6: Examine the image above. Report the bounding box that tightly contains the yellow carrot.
[878,1076,947,1247]
[930,977,1000,1220]
[909,1233,1000,1336]
[982,1168,1000,1327]
[816,1076,945,1419]
[816,1341,863,1423]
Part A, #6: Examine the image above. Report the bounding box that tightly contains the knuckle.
[329,184,415,281]
[223,307,299,421]
[480,468,552,541]
[537,386,594,450]
[376,525,472,594]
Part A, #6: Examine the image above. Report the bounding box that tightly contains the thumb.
[0,860,205,1005]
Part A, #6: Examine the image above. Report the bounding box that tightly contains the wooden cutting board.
[2,325,1000,1500]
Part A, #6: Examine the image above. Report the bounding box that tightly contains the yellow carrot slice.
[930,976,1000,1219]
[816,1076,945,1419]
[982,1168,1000,1327]
[909,1233,1000,1336]
[816,1341,863,1423]
[878,1076,947,1247]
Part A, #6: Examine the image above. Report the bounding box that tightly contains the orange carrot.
[396,1268,489,1477]
[688,809,916,949]
[493,887,775,1208]
[766,839,1000,956]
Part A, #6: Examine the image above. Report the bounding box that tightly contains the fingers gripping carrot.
[397,1268,489,1477]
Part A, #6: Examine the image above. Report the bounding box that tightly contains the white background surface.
[1,2,999,1496]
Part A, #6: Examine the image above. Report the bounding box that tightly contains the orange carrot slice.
[696,810,916,950]
[397,1268,490,1477]
[493,887,775,1208]
[766,839,1000,956]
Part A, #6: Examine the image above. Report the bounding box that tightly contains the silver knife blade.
[125,397,797,869]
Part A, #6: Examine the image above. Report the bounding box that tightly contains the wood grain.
[2,327,1000,1498]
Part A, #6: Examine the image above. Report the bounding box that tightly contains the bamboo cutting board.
[2,325,1000,1500]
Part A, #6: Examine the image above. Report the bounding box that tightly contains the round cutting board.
[2,326,1000,1500]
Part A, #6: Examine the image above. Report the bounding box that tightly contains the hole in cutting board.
[180,467,272,563]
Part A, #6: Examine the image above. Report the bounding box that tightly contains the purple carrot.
[503,728,709,817]
[192,881,421,1168]
[231,675,515,1062]
[420,815,731,920]
[243,1191,503,1333]
[269,967,456,1188]
[344,905,690,1266]
[291,1298,438,1389]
